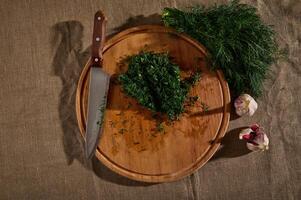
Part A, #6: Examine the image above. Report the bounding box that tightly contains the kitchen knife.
[85,10,110,159]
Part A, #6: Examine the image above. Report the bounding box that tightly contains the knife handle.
[91,10,106,66]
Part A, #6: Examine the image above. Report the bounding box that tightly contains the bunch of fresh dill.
[162,0,279,97]
[118,51,200,120]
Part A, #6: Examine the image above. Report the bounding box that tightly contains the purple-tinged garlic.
[239,124,269,151]
[234,94,258,116]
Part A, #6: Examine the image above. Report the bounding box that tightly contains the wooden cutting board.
[76,25,230,182]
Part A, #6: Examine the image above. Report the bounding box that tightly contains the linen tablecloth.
[0,0,300,199]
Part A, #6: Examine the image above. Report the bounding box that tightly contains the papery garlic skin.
[234,94,258,116]
[239,124,269,151]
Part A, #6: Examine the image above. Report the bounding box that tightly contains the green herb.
[187,95,199,106]
[200,102,209,112]
[156,122,165,132]
[96,96,106,126]
[118,51,201,120]
[162,0,280,97]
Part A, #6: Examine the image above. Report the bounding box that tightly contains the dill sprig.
[162,0,279,97]
[156,122,165,132]
[96,96,106,126]
[118,51,201,120]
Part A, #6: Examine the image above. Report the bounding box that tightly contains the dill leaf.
[162,0,280,97]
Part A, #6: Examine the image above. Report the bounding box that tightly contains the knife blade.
[85,10,110,159]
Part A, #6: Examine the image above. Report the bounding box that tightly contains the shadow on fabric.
[211,127,252,161]
[50,14,162,186]
[51,20,90,167]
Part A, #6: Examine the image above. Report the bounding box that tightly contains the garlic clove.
[246,133,269,151]
[250,124,260,132]
[239,124,269,151]
[234,94,258,117]
[239,128,253,140]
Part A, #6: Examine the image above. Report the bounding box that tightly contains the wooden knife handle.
[91,10,107,66]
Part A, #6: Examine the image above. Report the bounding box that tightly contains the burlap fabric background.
[0,0,300,199]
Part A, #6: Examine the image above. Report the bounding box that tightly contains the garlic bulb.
[239,124,269,151]
[234,94,258,116]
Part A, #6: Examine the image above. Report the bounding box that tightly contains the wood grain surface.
[76,25,231,182]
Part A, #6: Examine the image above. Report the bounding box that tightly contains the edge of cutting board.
[76,25,231,182]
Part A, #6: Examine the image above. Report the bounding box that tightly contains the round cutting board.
[76,25,230,182]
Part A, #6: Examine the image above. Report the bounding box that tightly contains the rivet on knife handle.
[92,10,107,66]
